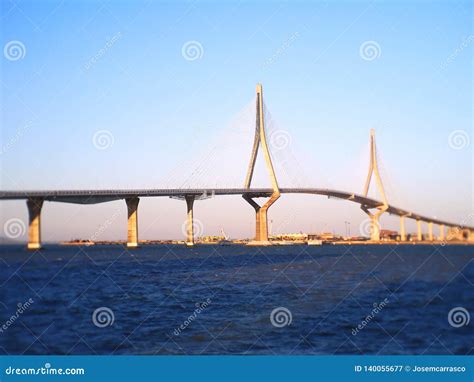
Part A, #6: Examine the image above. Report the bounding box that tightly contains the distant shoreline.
[1,240,473,247]
[56,240,474,246]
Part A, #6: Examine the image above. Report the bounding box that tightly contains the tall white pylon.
[361,129,388,241]
[243,84,280,244]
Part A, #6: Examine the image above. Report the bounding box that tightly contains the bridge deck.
[0,188,469,229]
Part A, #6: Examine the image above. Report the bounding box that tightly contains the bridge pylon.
[185,195,195,246]
[27,198,44,250]
[126,197,140,247]
[361,129,388,241]
[243,84,280,245]
[399,213,411,241]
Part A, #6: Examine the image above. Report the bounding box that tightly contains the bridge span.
[1,84,472,249]
[1,187,472,249]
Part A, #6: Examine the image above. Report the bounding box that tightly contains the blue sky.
[1,0,472,241]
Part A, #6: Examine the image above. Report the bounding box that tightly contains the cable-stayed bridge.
[1,85,473,249]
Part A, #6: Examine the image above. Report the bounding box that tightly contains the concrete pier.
[428,222,433,241]
[417,219,422,241]
[369,213,381,241]
[244,193,279,244]
[27,198,43,250]
[468,230,474,242]
[400,215,406,241]
[185,195,195,246]
[126,197,140,248]
[439,224,445,241]
[361,205,386,241]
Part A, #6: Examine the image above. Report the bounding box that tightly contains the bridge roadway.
[0,188,470,229]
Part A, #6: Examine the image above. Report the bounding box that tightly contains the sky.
[0,0,472,242]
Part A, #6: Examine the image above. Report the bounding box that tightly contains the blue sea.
[0,244,472,355]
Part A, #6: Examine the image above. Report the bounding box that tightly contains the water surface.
[0,244,472,355]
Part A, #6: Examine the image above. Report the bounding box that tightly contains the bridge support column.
[244,194,279,245]
[468,230,474,242]
[361,205,386,241]
[428,222,433,241]
[369,214,381,241]
[439,224,445,241]
[416,220,422,241]
[400,216,406,241]
[185,196,195,246]
[27,198,43,250]
[126,197,140,248]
